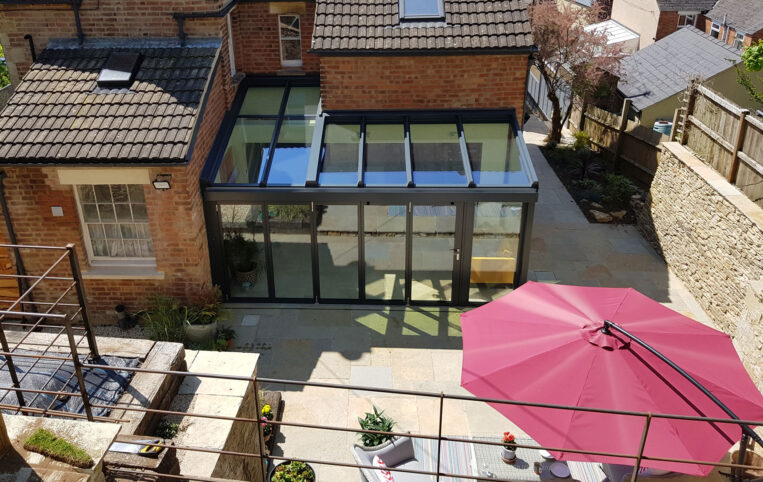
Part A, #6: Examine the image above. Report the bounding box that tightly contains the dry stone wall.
[634,142,763,385]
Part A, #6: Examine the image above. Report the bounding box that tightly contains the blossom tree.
[529,0,622,142]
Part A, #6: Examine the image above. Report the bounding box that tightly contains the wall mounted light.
[152,174,172,190]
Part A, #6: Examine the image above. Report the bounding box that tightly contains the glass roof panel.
[401,0,443,18]
[215,118,276,184]
[266,118,316,186]
[239,87,286,116]
[319,123,361,186]
[464,123,529,187]
[364,124,407,186]
[410,123,466,186]
[285,87,321,116]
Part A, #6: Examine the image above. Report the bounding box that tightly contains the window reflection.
[319,124,360,186]
[266,119,315,186]
[410,123,465,186]
[364,124,407,186]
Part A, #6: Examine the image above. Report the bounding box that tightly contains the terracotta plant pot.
[184,321,217,343]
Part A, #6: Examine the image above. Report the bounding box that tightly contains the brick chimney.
[0,412,10,458]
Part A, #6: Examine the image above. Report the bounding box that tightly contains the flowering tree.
[529,0,622,142]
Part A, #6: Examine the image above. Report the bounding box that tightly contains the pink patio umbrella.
[460,281,763,476]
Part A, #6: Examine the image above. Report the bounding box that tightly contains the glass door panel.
[468,202,522,302]
[220,204,268,298]
[317,205,359,300]
[268,204,313,299]
[364,205,406,301]
[411,205,457,302]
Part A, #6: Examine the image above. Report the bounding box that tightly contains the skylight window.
[399,0,445,21]
[96,52,141,88]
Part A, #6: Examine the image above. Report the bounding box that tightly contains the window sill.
[81,266,165,280]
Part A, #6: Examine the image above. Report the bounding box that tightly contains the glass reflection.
[411,205,455,302]
[216,119,276,184]
[464,123,528,186]
[410,123,465,185]
[269,204,313,299]
[364,124,407,185]
[221,204,268,298]
[266,119,315,186]
[364,205,406,300]
[469,202,522,302]
[317,205,359,299]
[319,124,360,186]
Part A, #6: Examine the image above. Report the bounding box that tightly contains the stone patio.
[220,118,716,481]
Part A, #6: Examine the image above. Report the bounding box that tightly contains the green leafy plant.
[572,178,604,202]
[23,429,94,468]
[154,419,179,439]
[602,173,637,208]
[223,232,259,273]
[0,45,9,88]
[185,286,228,326]
[572,131,591,150]
[271,461,315,482]
[270,205,311,222]
[217,327,237,341]
[358,405,396,448]
[737,40,763,105]
[570,149,603,180]
[544,140,558,150]
[139,295,186,342]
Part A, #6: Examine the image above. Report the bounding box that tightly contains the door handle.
[451,248,460,261]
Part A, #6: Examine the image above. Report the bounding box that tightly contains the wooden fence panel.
[742,116,763,170]
[736,162,763,206]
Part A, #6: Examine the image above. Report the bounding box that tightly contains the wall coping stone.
[662,142,763,231]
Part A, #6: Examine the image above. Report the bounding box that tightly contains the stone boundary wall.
[633,142,763,385]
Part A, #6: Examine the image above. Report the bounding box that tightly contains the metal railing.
[0,245,762,481]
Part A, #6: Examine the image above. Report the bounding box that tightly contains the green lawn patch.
[23,429,94,468]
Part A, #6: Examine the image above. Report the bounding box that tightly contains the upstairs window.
[677,13,697,28]
[710,22,721,38]
[279,15,302,67]
[733,31,745,49]
[399,0,445,21]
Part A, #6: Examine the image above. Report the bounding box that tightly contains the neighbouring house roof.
[655,0,718,12]
[311,0,533,53]
[0,37,220,165]
[705,0,763,35]
[617,27,741,112]
[584,19,639,46]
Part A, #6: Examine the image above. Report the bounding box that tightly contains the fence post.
[66,243,99,359]
[728,110,749,183]
[577,100,588,133]
[613,99,632,169]
[669,108,681,141]
[64,316,94,422]
[680,83,698,146]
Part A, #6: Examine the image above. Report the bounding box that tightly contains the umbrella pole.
[602,320,762,479]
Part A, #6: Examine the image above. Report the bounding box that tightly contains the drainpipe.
[23,35,36,63]
[72,0,85,44]
[0,171,34,311]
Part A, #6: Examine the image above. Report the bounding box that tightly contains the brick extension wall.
[320,54,529,121]
[230,1,319,75]
[0,40,231,324]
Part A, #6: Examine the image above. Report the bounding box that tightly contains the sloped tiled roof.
[655,0,718,11]
[311,0,534,52]
[617,27,741,112]
[0,37,220,164]
[706,0,763,35]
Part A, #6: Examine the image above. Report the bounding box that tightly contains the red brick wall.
[230,1,319,75]
[0,38,232,324]
[655,12,679,41]
[320,54,529,121]
[0,0,223,84]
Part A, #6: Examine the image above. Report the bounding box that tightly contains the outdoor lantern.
[152,174,171,190]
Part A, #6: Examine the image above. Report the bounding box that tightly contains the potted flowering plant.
[261,403,274,442]
[501,432,517,464]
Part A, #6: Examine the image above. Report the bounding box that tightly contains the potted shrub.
[216,327,237,350]
[271,460,315,482]
[261,403,274,442]
[223,232,260,285]
[501,431,518,464]
[357,405,396,448]
[184,287,228,343]
[139,295,186,343]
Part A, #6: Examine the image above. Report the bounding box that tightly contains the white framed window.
[278,15,302,67]
[677,12,698,28]
[74,184,155,265]
[710,22,721,38]
[733,31,745,49]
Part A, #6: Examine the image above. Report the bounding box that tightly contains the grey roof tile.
[705,0,763,36]
[0,37,220,164]
[311,0,533,52]
[617,27,742,112]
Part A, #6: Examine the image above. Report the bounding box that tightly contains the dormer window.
[399,0,445,21]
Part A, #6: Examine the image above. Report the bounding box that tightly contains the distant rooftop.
[706,0,763,35]
[617,27,741,112]
[0,37,220,164]
[311,0,534,53]
[584,20,639,46]
[655,0,718,11]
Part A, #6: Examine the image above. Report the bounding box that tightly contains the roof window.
[96,52,141,88]
[399,0,445,21]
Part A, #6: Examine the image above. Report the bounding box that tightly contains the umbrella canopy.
[461,281,763,475]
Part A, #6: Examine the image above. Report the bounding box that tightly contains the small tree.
[529,0,622,142]
[736,40,763,106]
